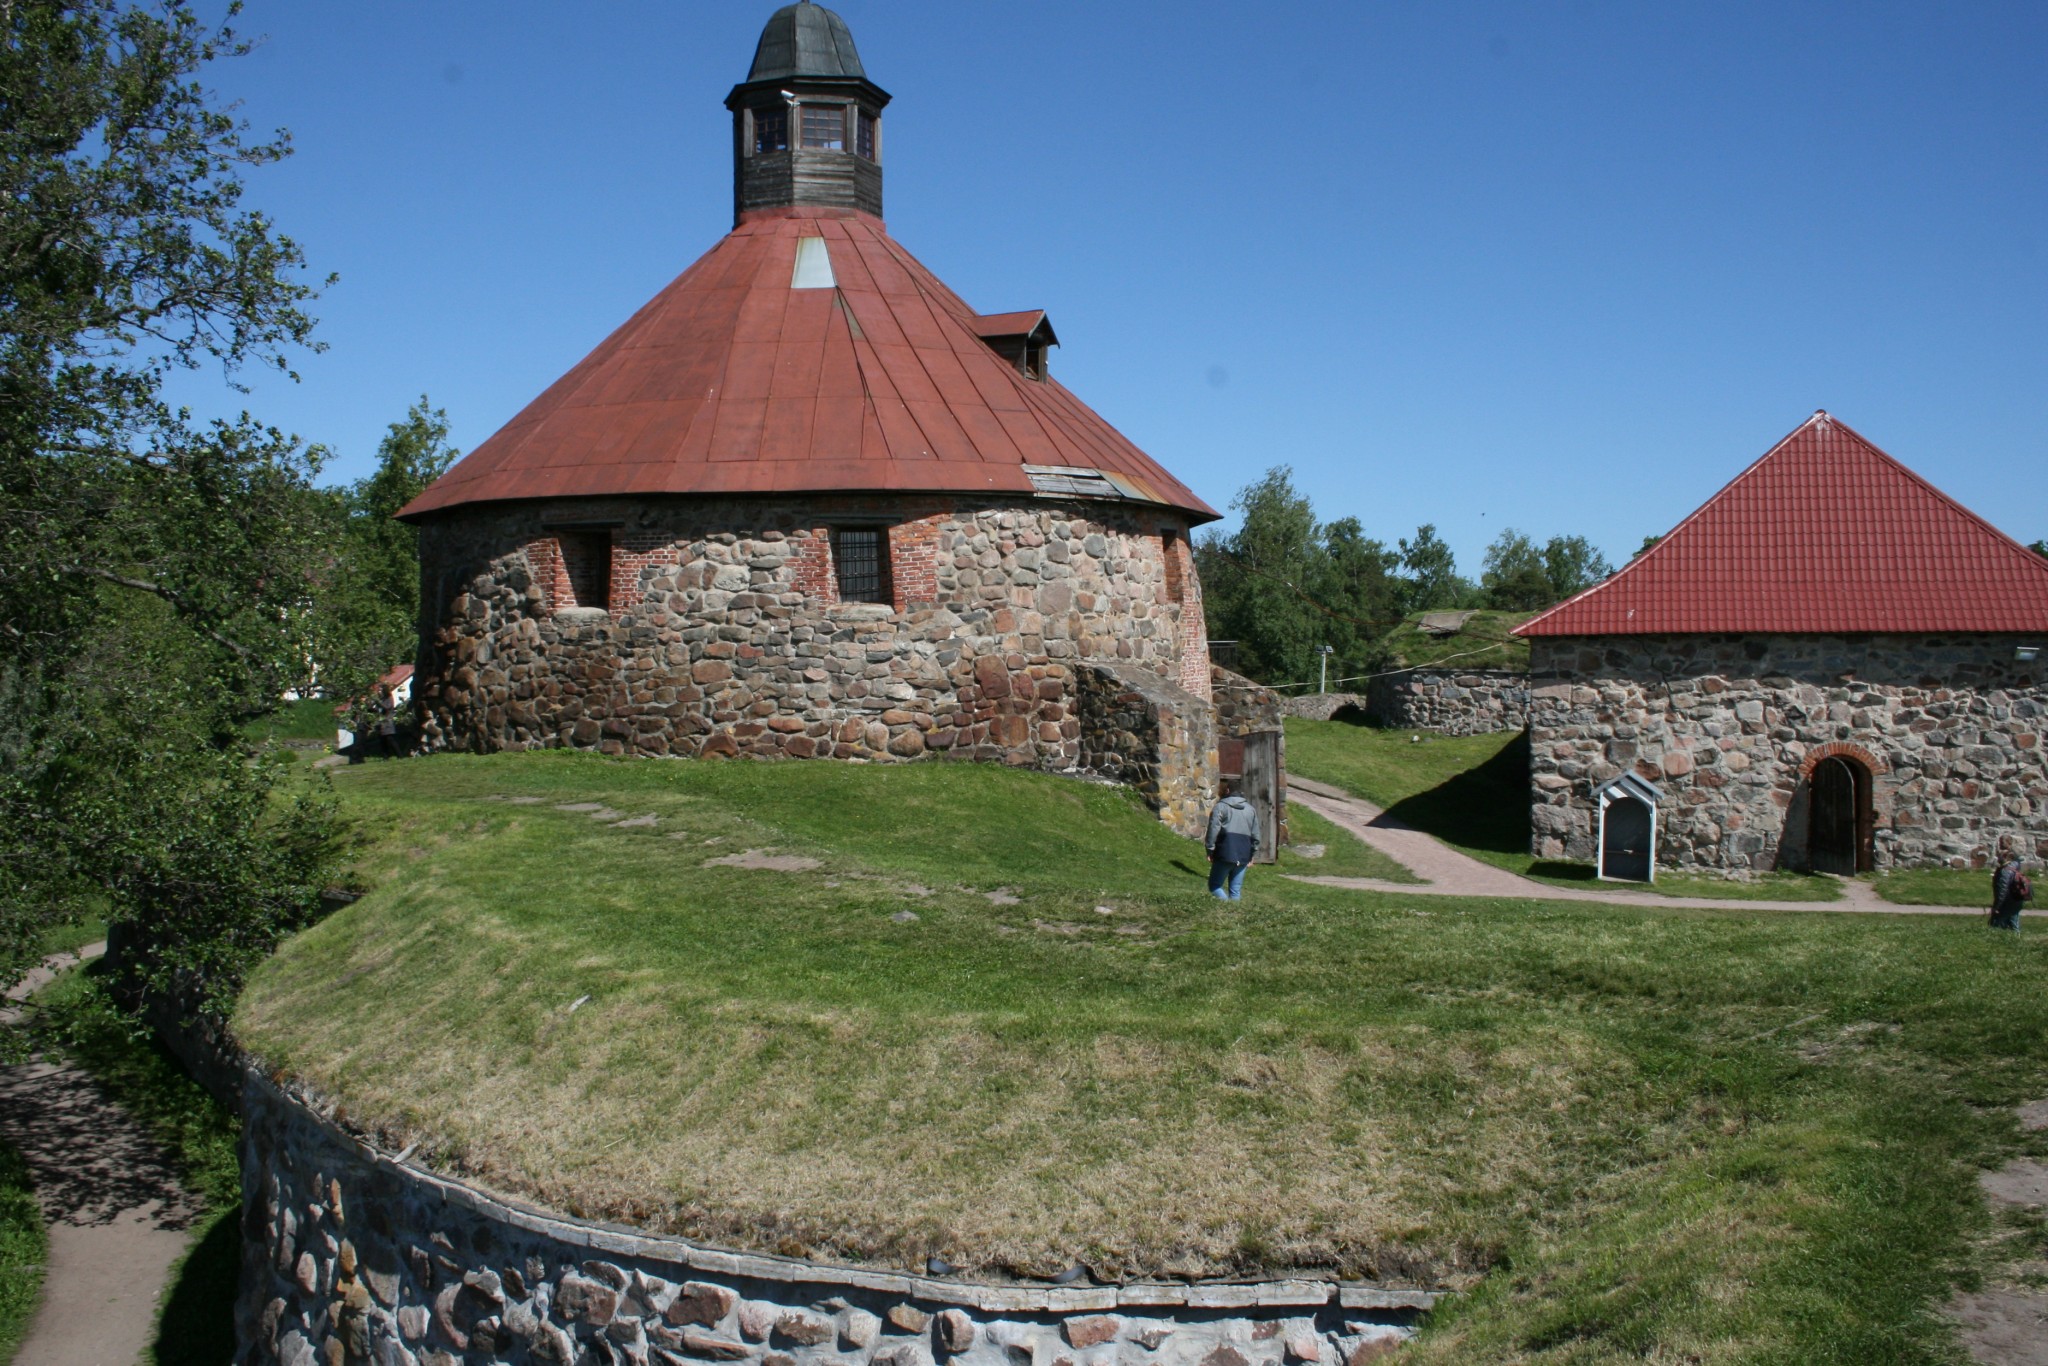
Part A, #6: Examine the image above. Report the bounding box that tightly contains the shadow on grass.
[1528,860,1598,883]
[1381,730,1532,858]
[152,1205,238,1366]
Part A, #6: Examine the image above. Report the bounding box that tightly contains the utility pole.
[1317,644,1334,694]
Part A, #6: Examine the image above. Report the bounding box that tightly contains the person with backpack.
[1991,836,2032,932]
[1205,779,1261,901]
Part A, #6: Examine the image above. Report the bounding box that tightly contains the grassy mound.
[240,752,2048,1362]
[1378,611,1535,673]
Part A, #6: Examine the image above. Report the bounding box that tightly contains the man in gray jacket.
[1206,779,1261,901]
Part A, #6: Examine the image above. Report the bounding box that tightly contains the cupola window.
[856,109,877,160]
[801,104,846,151]
[833,527,890,604]
[753,106,789,154]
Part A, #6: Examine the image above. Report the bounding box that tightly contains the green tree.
[1480,528,1553,610]
[1195,467,1324,684]
[2030,539,2048,561]
[1397,524,1470,613]
[1541,534,1613,600]
[0,0,341,1015]
[309,398,458,695]
[1633,534,1663,560]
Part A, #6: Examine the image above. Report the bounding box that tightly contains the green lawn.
[241,696,341,746]
[31,967,240,1366]
[234,749,2048,1364]
[1280,803,1417,883]
[1875,866,1996,910]
[0,1140,44,1366]
[1284,719,1846,902]
[35,915,106,959]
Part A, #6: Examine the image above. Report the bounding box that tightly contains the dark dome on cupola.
[746,2,867,82]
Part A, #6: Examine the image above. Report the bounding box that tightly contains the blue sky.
[170,1,2048,574]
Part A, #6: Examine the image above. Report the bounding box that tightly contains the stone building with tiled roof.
[1515,412,2048,875]
[398,4,1233,831]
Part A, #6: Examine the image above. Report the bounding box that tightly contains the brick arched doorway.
[1808,754,1873,875]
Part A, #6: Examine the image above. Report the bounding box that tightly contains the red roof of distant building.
[400,210,1214,523]
[1517,412,2048,637]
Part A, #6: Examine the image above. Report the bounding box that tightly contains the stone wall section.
[1280,695,1366,723]
[416,497,1210,777]
[1074,664,1218,837]
[1366,671,1527,736]
[1209,669,1282,739]
[1527,633,2048,871]
[238,1070,1429,1366]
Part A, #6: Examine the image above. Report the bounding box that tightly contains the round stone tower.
[399,4,1223,829]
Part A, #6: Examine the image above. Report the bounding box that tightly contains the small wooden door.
[1601,796,1653,882]
[1239,731,1284,864]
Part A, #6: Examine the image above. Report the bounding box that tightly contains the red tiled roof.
[400,210,1214,522]
[1517,411,2048,637]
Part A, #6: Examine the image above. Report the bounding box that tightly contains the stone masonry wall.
[415,497,1211,777]
[1366,671,1527,737]
[237,1069,1431,1366]
[1279,695,1365,723]
[1528,634,2048,872]
[1208,668,1282,740]
[1074,664,1218,837]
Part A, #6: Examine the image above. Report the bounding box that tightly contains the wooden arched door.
[1808,755,1869,875]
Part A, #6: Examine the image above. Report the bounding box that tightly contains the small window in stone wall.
[833,527,890,604]
[558,531,612,612]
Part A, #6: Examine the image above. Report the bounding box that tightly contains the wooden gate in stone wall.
[1220,730,1284,864]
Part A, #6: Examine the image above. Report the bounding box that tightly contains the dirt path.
[1287,776,2015,917]
[1946,1100,2048,1364]
[0,945,199,1366]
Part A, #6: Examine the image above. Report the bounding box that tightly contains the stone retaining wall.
[239,1069,1432,1366]
[1366,672,1527,736]
[1528,633,2048,871]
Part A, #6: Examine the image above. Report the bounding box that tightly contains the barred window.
[834,527,889,604]
[801,104,845,150]
[753,106,788,154]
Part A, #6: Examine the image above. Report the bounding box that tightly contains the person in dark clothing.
[1205,779,1260,901]
[1990,836,2031,932]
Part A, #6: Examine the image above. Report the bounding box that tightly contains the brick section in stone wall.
[235,1070,1429,1366]
[1367,670,1528,736]
[1527,633,2048,872]
[1164,533,1213,702]
[889,516,942,611]
[788,531,834,602]
[1074,662,1219,837]
[417,497,1208,786]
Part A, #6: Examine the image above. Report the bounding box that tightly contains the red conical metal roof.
[1517,411,2048,636]
[399,209,1216,523]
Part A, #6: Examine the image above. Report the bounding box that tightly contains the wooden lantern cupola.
[726,2,891,224]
